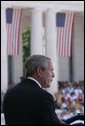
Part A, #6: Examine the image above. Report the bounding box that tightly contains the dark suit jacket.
[3,78,64,125]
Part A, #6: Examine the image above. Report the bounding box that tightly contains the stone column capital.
[31,7,46,13]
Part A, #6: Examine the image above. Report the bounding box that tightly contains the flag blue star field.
[56,12,75,57]
[6,8,22,55]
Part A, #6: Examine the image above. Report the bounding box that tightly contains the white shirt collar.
[27,77,41,88]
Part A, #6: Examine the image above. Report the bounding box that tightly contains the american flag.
[56,12,75,57]
[6,8,22,55]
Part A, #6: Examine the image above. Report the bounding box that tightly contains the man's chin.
[47,84,51,88]
[43,84,50,88]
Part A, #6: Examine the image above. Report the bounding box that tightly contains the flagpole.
[69,13,75,83]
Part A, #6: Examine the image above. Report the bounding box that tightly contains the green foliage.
[22,27,31,76]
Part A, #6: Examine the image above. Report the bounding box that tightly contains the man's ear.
[36,67,43,77]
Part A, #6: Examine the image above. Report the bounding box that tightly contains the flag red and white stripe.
[6,8,22,55]
[56,12,75,57]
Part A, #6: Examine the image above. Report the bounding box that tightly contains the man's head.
[25,55,55,88]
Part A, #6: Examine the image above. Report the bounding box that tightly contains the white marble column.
[31,8,43,55]
[45,9,58,96]
[12,34,23,84]
[1,7,8,92]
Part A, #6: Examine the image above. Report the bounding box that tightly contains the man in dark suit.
[3,55,83,125]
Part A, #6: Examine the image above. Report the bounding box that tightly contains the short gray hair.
[25,55,51,77]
